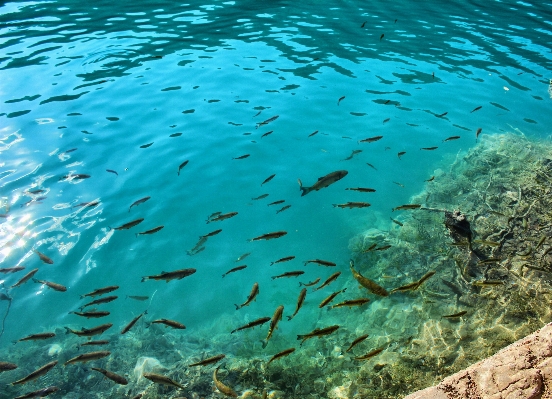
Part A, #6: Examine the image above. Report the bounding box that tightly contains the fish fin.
[299,183,309,196]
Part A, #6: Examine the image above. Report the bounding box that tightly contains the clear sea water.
[0,1,551,398]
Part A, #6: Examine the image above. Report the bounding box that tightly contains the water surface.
[0,1,551,398]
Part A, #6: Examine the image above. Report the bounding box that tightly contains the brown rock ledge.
[404,322,552,399]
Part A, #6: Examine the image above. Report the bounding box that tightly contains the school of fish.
[0,17,491,399]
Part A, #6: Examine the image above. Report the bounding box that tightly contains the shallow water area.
[0,1,551,398]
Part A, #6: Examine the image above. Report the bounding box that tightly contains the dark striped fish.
[11,361,57,385]
[222,265,247,278]
[189,354,225,367]
[267,348,295,366]
[129,196,150,212]
[136,226,164,237]
[112,218,144,230]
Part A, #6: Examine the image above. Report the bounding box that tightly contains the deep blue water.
[0,0,551,397]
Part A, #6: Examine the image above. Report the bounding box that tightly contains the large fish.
[213,367,238,397]
[298,170,348,196]
[349,260,389,296]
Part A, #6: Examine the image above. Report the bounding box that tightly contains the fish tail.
[261,340,268,349]
[298,180,309,196]
[135,233,138,238]
[64,327,72,335]
[286,315,293,321]
[234,304,240,310]
[140,277,147,283]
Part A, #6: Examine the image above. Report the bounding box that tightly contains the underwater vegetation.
[2,131,552,398]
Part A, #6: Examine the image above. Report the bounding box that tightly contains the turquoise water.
[0,1,551,398]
